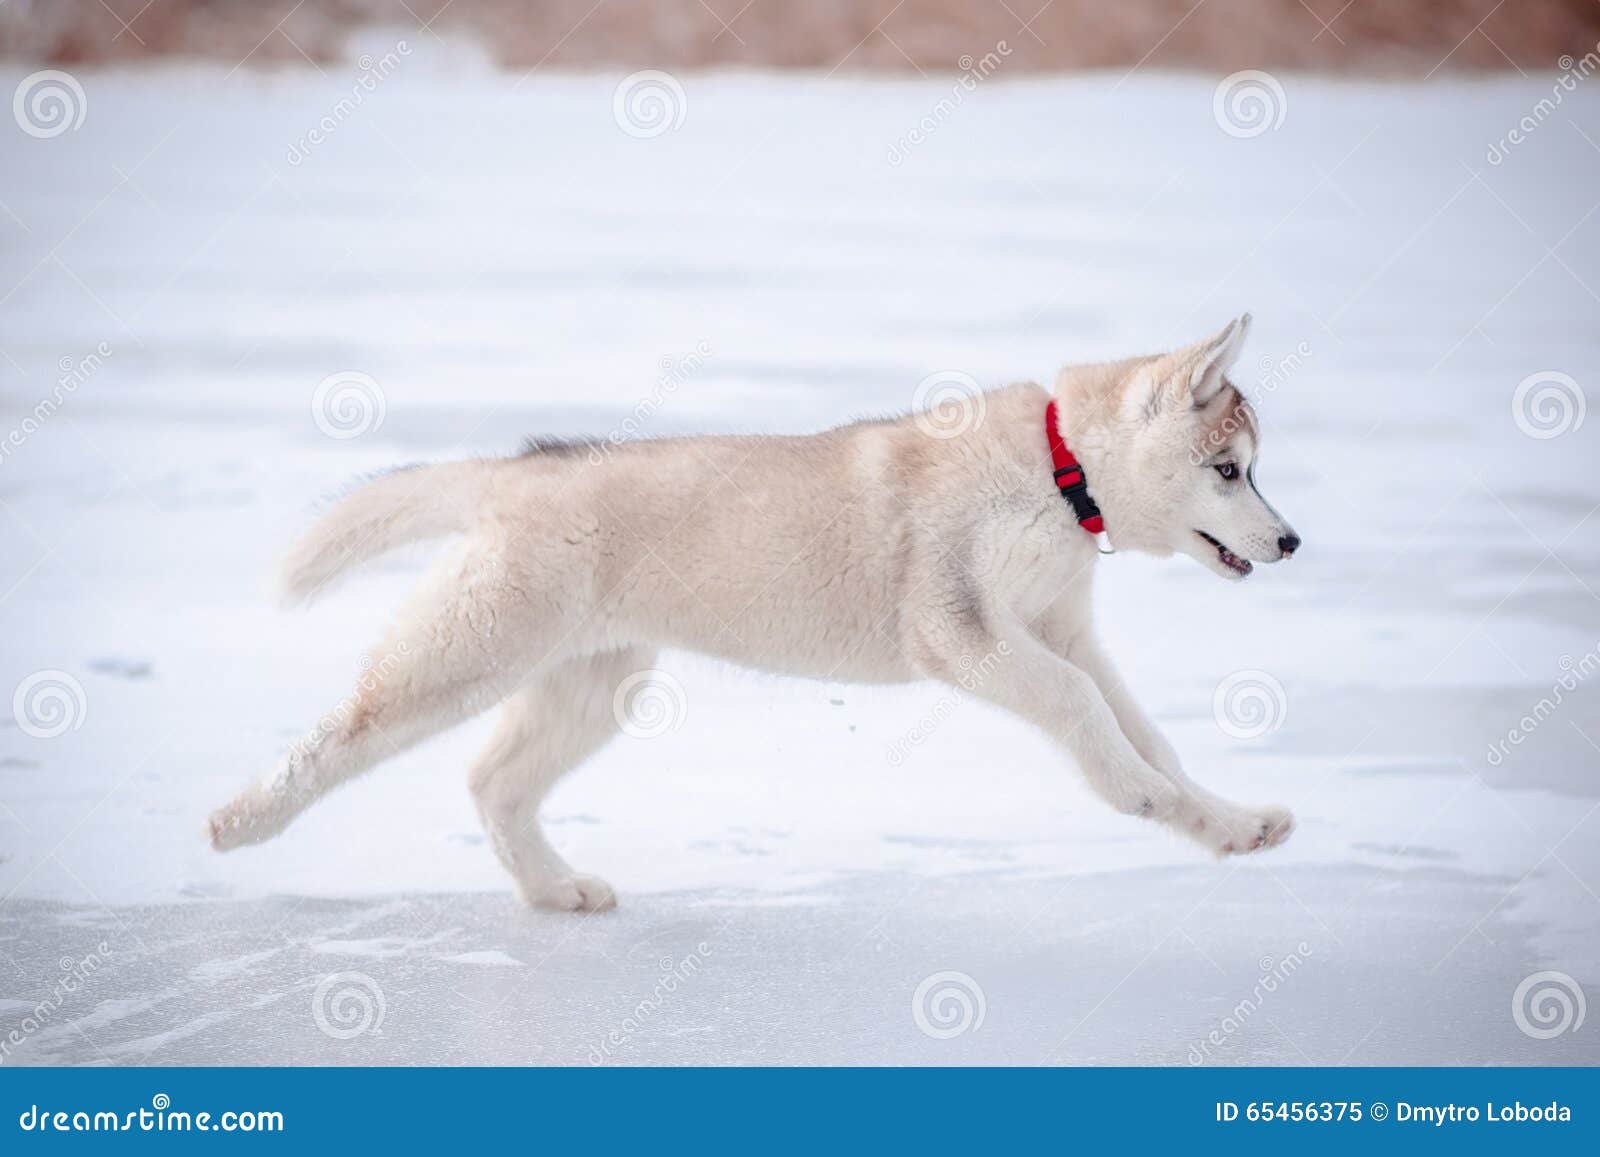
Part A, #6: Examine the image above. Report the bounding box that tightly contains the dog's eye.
[1214,463,1239,481]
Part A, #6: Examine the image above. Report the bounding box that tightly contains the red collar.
[1045,399,1112,552]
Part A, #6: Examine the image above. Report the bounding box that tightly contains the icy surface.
[0,63,1597,1065]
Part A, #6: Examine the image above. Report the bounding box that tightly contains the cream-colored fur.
[209,316,1300,910]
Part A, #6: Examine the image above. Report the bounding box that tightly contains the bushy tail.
[278,461,487,607]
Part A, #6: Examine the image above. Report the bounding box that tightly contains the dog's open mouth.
[1196,531,1252,576]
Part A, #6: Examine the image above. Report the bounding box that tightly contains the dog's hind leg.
[467,647,655,911]
[209,547,572,852]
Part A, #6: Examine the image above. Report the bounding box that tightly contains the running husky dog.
[210,315,1300,910]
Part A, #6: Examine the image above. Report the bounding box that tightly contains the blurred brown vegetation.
[3,0,1598,73]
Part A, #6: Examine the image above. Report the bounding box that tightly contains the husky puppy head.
[1059,314,1300,580]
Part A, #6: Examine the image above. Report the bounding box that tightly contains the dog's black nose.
[1278,533,1301,558]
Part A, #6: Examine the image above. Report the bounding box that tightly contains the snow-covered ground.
[1,54,1597,1065]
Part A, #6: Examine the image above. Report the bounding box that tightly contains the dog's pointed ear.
[1188,313,1251,405]
[1122,314,1254,421]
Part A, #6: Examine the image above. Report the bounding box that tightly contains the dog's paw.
[206,804,247,852]
[206,784,285,852]
[527,873,618,913]
[1191,802,1294,857]
[1255,806,1296,850]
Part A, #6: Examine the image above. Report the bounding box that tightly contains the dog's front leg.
[911,609,1180,820]
[912,610,1289,855]
[1038,622,1186,780]
[1053,628,1295,855]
